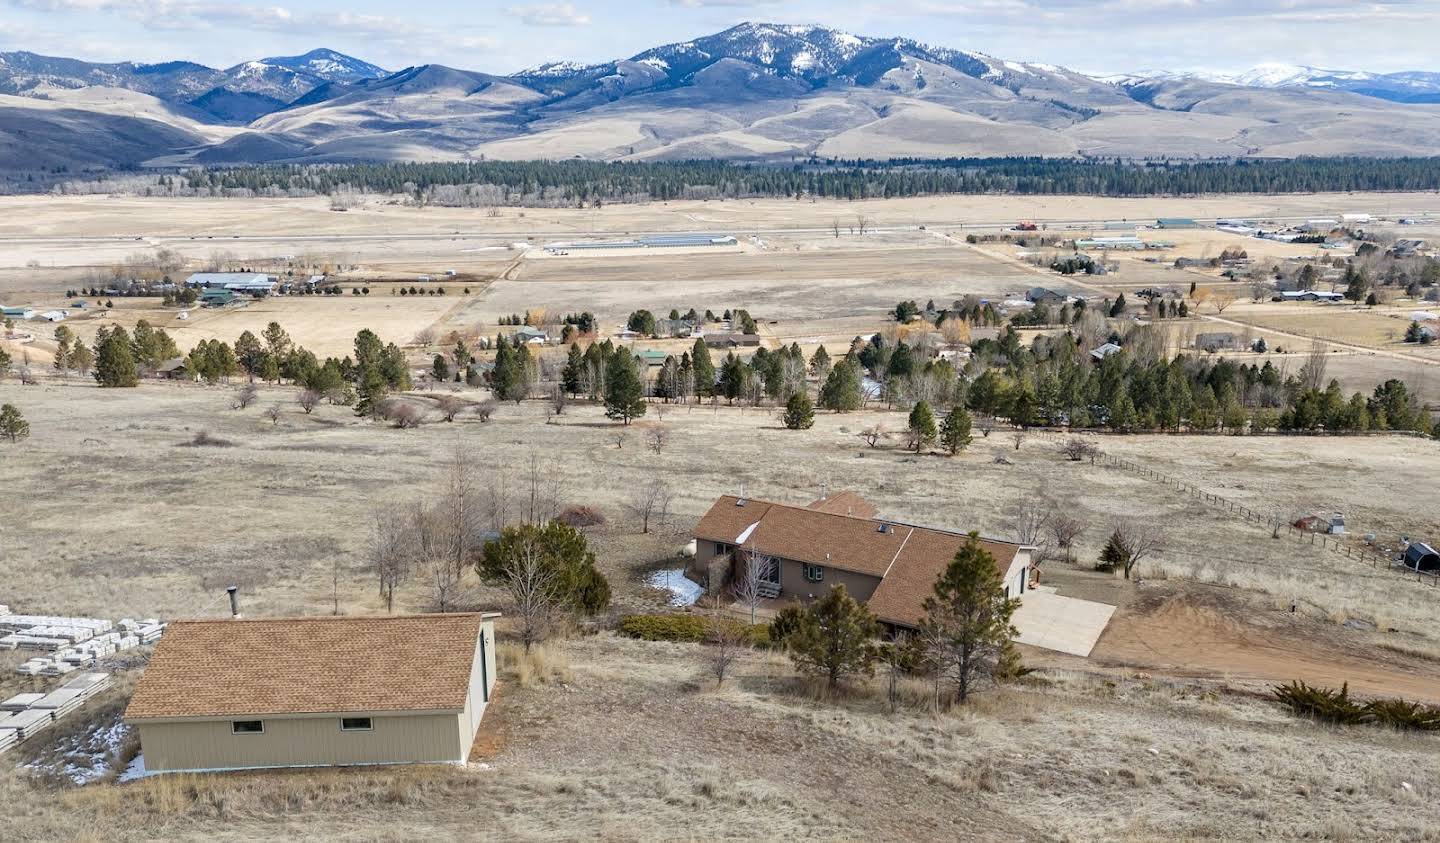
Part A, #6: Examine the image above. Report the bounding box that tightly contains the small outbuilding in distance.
[125,612,499,774]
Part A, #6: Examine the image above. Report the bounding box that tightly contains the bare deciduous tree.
[647,425,670,455]
[436,393,463,422]
[263,404,283,426]
[1010,429,1027,451]
[1299,340,1329,393]
[858,423,888,448]
[297,389,321,414]
[1051,514,1085,562]
[613,429,629,450]
[384,402,424,429]
[706,616,749,687]
[503,533,561,652]
[232,383,258,410]
[369,508,411,613]
[976,416,995,438]
[1113,522,1164,580]
[732,545,773,624]
[1007,500,1053,559]
[474,399,497,422]
[628,479,673,534]
[413,326,439,347]
[1061,438,1097,462]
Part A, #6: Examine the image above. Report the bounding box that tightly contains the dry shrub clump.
[500,642,573,687]
[181,430,234,448]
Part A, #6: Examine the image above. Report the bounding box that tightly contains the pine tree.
[562,342,584,396]
[603,351,646,424]
[787,585,879,690]
[819,359,863,412]
[0,403,29,443]
[939,406,973,455]
[920,533,1018,705]
[908,400,937,451]
[1097,530,1127,573]
[93,326,139,388]
[783,391,815,430]
[808,345,831,379]
[432,354,449,381]
[1109,294,1127,318]
[690,338,715,397]
[491,340,524,403]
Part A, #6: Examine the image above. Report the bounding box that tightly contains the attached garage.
[125,612,498,773]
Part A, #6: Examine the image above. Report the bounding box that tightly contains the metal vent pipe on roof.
[227,586,241,619]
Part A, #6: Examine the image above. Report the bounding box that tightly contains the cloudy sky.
[2,0,1436,76]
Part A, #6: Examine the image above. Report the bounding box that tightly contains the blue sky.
[2,0,1437,76]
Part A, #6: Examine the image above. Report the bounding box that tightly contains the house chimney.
[227,586,241,619]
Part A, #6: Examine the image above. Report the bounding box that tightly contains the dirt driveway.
[1091,585,1440,702]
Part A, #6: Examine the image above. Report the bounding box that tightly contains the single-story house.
[200,289,239,307]
[39,310,68,322]
[1195,332,1238,352]
[184,273,276,294]
[637,349,669,368]
[1280,290,1345,302]
[1403,543,1440,574]
[1026,287,1066,305]
[155,358,189,380]
[655,318,696,338]
[1090,342,1123,361]
[1,306,35,320]
[693,493,1033,630]
[125,613,499,774]
[514,326,548,345]
[703,333,762,349]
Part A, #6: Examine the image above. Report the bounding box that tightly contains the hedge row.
[618,614,769,647]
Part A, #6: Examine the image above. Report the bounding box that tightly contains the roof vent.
[877,523,892,534]
[735,498,746,507]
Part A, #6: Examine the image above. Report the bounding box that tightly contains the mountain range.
[1,23,1438,170]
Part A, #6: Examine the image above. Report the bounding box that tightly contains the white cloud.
[507,3,591,27]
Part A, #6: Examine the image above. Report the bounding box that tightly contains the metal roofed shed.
[184,273,277,293]
[1156,218,1199,229]
[1403,543,1440,574]
[125,613,500,773]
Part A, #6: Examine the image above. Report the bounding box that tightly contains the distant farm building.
[155,358,189,380]
[1090,342,1123,361]
[1026,287,1066,305]
[125,613,499,774]
[1156,218,1199,230]
[703,333,761,349]
[1,306,35,320]
[200,289,239,308]
[1076,236,1146,250]
[1195,332,1239,352]
[184,273,277,294]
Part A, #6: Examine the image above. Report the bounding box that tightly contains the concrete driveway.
[1012,589,1116,658]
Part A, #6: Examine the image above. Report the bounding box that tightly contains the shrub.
[619,613,709,642]
[619,613,767,647]
[556,505,606,528]
[1272,680,1440,731]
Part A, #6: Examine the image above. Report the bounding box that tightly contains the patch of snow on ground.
[24,719,132,786]
[645,568,705,607]
[119,754,148,783]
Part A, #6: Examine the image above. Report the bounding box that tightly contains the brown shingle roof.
[867,531,1020,628]
[808,490,879,520]
[694,496,1023,628]
[125,614,487,720]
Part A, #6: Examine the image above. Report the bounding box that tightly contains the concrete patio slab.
[1013,590,1116,658]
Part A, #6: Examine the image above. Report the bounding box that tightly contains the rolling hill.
[0,23,1437,168]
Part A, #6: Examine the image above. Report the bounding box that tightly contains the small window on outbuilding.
[803,562,824,582]
[340,717,373,731]
[231,720,264,735]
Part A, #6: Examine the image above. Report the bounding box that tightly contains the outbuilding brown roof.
[125,614,488,720]
[694,495,1024,627]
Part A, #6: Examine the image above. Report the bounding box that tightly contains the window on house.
[340,717,373,731]
[231,720,264,735]
[803,562,824,582]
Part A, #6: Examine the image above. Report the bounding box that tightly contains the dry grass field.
[3,191,1440,839]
